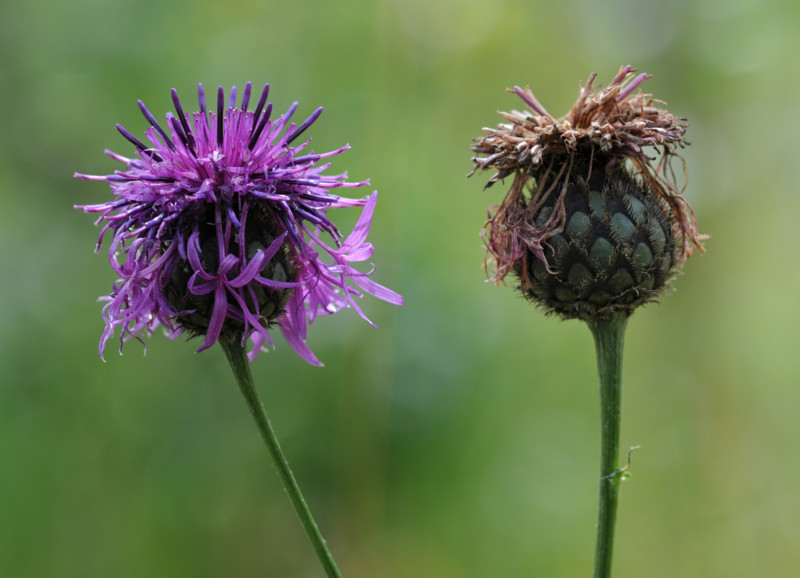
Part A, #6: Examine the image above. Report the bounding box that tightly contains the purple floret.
[76,83,402,365]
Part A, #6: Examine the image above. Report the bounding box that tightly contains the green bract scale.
[471,65,705,320]
[520,160,677,318]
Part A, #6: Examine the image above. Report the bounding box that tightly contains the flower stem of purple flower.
[74,83,404,575]
[219,333,343,578]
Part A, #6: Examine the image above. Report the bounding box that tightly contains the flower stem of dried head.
[588,313,628,578]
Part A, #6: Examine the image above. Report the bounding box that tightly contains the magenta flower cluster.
[75,83,402,365]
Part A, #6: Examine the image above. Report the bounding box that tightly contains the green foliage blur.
[2,0,799,576]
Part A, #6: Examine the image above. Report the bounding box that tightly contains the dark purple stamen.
[116,124,162,161]
[282,178,329,187]
[240,82,252,113]
[294,206,339,239]
[283,102,299,126]
[166,114,192,151]
[198,83,209,130]
[137,100,176,151]
[217,86,225,147]
[248,103,273,150]
[115,124,148,152]
[300,191,341,204]
[292,205,327,227]
[289,154,323,165]
[170,89,196,152]
[250,84,270,135]
[286,107,323,145]
[276,209,304,248]
[228,85,237,109]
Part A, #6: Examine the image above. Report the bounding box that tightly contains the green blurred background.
[2,0,799,576]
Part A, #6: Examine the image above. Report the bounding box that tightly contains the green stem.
[219,335,343,578]
[587,314,629,578]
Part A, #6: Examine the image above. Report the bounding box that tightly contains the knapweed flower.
[471,65,705,320]
[76,82,402,365]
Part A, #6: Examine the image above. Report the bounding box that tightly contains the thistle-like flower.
[471,65,704,320]
[76,83,402,365]
[470,66,706,578]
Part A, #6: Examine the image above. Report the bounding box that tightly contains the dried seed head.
[471,66,705,319]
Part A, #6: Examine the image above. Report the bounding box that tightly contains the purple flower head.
[75,83,402,365]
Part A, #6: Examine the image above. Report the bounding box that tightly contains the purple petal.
[341,192,377,251]
[279,322,323,366]
[351,275,404,305]
[196,283,227,352]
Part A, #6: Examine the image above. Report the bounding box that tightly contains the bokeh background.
[2,0,799,576]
